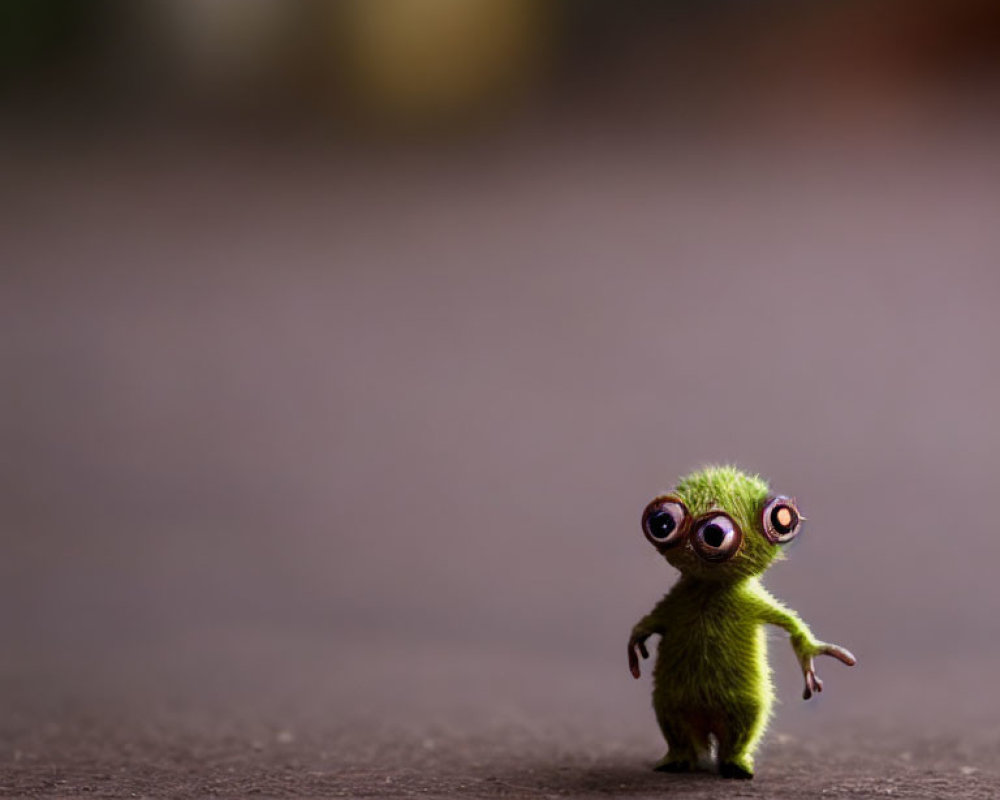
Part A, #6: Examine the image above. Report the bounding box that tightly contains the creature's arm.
[752,588,856,699]
[628,597,670,679]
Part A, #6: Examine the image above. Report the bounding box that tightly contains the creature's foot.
[719,760,754,780]
[653,755,692,773]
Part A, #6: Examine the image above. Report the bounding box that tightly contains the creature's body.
[628,466,855,780]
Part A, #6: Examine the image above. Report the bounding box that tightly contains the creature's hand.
[628,631,651,679]
[797,642,856,700]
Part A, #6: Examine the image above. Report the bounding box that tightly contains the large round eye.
[761,496,802,544]
[642,496,689,549]
[691,513,742,562]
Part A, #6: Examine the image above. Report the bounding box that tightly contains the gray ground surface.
[3,636,1000,798]
[5,725,999,800]
[3,661,1000,799]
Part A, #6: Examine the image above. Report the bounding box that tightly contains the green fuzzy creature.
[628,466,855,780]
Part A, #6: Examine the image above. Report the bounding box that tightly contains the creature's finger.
[628,645,641,679]
[819,644,857,666]
[638,641,649,659]
[803,667,822,699]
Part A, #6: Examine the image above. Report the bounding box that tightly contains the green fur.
[629,466,855,779]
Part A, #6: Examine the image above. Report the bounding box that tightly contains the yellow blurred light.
[341,0,545,119]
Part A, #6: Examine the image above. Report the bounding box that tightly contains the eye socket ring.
[691,513,743,562]
[761,496,802,544]
[641,495,689,549]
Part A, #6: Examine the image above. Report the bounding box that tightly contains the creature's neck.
[676,573,762,593]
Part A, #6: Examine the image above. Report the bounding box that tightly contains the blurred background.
[3,0,1000,794]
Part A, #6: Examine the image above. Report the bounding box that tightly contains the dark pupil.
[771,506,796,534]
[649,510,676,539]
[703,523,725,548]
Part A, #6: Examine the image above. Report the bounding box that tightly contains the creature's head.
[640,465,802,581]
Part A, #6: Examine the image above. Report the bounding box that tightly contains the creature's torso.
[653,578,773,713]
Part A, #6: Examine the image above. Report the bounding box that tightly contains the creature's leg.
[714,702,768,780]
[652,706,708,773]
